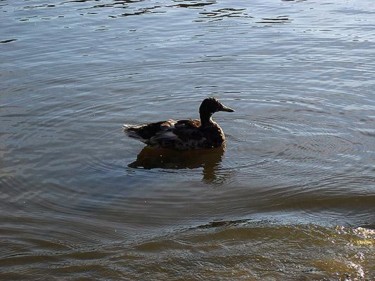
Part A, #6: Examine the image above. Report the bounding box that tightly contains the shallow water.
[1,0,375,280]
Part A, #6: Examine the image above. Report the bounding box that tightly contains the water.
[1,0,375,279]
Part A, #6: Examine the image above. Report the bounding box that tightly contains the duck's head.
[199,97,235,116]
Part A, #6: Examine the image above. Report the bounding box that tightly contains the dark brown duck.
[124,97,234,150]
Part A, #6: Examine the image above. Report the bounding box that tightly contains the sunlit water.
[1,0,375,280]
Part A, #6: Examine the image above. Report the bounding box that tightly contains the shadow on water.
[128,146,226,184]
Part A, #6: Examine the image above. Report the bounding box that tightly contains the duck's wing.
[148,119,206,149]
[173,119,203,141]
[124,120,176,143]
[174,119,226,148]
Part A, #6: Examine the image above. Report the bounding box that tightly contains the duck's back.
[125,119,226,150]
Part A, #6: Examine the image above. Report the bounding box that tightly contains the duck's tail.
[123,124,149,143]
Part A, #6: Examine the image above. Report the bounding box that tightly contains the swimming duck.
[124,97,234,150]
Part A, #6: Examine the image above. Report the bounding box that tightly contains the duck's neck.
[200,111,214,127]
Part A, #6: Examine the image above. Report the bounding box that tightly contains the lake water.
[1,0,375,280]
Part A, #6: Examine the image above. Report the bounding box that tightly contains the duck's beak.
[220,104,235,112]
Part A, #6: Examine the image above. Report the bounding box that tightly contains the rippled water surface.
[1,0,375,280]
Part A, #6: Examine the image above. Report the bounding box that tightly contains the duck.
[124,97,234,150]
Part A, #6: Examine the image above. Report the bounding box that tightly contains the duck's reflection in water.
[129,146,226,183]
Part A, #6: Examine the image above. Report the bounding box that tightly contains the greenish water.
[1,0,374,280]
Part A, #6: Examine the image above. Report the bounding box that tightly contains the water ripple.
[2,0,375,279]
